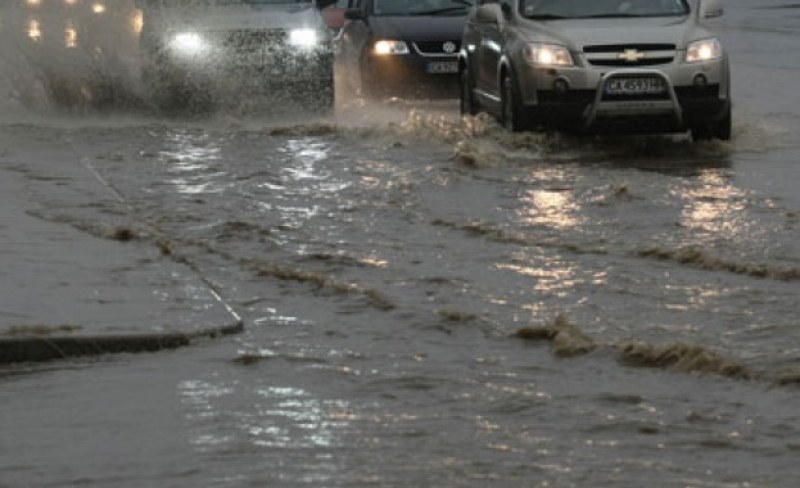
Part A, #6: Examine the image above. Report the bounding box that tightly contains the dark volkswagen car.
[334,0,472,98]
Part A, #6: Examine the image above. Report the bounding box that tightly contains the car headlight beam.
[523,43,573,66]
[373,40,409,56]
[169,32,210,56]
[686,38,722,63]
[289,28,319,48]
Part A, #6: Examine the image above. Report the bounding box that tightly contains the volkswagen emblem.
[442,41,457,54]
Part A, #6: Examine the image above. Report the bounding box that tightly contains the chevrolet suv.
[136,0,336,112]
[459,0,731,140]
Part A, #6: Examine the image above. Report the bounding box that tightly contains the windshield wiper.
[410,6,468,15]
[526,13,568,20]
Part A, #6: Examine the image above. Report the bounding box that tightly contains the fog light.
[693,74,708,86]
[553,78,569,93]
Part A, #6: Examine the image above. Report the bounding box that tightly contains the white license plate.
[605,77,666,95]
[426,61,458,74]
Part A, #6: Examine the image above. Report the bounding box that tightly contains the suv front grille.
[583,43,676,53]
[218,29,288,52]
[584,43,676,67]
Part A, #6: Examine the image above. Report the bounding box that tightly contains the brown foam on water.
[615,341,750,379]
[638,246,800,281]
[265,123,342,137]
[516,314,596,358]
[3,325,82,336]
[774,369,800,386]
[514,315,778,382]
[432,219,608,255]
[247,261,394,311]
[437,309,478,322]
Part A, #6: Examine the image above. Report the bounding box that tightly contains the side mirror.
[344,8,365,20]
[476,3,502,24]
[698,0,724,19]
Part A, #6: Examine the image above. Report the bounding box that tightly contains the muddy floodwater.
[1,1,800,487]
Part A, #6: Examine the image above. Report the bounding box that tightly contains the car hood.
[528,16,698,50]
[154,4,324,31]
[369,15,467,41]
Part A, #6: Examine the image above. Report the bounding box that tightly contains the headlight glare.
[289,28,319,47]
[374,40,409,56]
[169,32,210,56]
[686,38,722,63]
[523,43,573,66]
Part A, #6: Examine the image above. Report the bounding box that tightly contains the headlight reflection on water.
[64,23,77,48]
[131,9,143,35]
[27,19,41,41]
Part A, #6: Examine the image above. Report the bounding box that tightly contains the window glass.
[373,0,474,16]
[520,0,688,19]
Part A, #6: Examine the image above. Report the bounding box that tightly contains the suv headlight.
[373,40,409,56]
[289,28,321,48]
[523,43,573,66]
[686,38,722,63]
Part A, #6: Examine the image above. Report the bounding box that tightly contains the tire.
[691,104,732,142]
[713,105,732,141]
[500,73,530,132]
[460,67,478,116]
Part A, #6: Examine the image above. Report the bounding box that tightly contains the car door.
[474,0,505,102]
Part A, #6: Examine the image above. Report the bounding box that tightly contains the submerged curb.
[0,321,243,364]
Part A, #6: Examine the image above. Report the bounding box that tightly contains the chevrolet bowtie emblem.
[619,49,646,62]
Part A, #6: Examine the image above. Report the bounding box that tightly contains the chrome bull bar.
[583,69,683,129]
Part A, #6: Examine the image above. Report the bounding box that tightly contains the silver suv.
[137,0,336,112]
[459,0,731,140]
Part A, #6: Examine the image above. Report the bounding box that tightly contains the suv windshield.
[373,0,473,16]
[520,0,689,19]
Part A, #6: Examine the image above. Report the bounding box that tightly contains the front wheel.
[713,105,732,141]
[691,105,732,141]
[500,73,534,132]
[460,68,478,116]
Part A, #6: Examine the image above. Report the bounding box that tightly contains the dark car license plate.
[426,61,458,74]
[605,77,666,95]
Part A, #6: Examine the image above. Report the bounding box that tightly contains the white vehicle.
[459,0,731,140]
[136,0,336,111]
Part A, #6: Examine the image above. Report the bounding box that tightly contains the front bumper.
[362,51,459,97]
[516,58,730,132]
[143,45,334,95]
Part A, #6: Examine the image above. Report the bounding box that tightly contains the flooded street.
[1,1,799,487]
